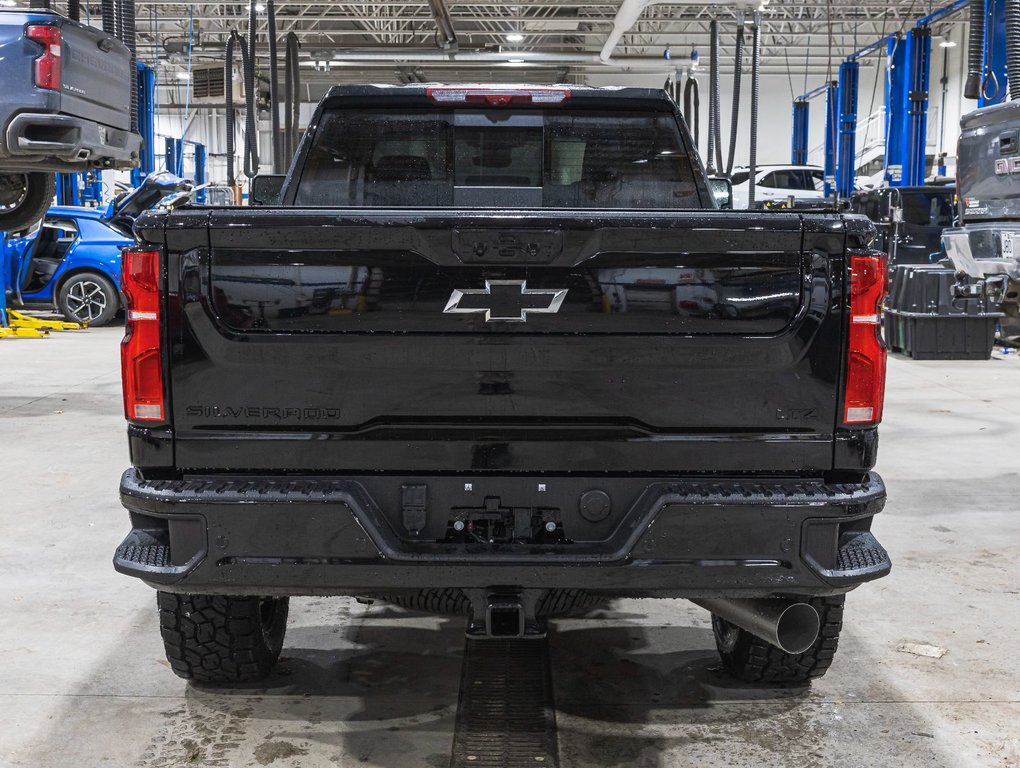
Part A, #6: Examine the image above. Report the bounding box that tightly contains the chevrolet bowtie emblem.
[443,280,568,322]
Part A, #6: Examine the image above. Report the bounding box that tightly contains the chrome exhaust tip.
[692,598,820,655]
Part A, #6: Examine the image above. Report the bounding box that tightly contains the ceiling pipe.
[309,50,599,63]
[427,0,458,51]
[599,0,768,64]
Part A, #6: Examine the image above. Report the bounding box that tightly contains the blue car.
[3,173,189,326]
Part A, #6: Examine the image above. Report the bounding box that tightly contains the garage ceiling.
[98,1,969,85]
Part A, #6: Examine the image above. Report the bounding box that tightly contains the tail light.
[121,248,165,422]
[843,252,888,425]
[426,86,570,106]
[26,25,61,91]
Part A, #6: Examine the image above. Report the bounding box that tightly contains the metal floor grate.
[450,639,559,768]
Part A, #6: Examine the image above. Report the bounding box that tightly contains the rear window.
[294,109,702,209]
[901,191,955,227]
[761,170,816,191]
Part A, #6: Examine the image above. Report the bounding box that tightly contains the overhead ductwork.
[600,0,767,64]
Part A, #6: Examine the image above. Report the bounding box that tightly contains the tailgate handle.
[999,130,1018,156]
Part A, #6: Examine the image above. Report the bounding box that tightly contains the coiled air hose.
[284,32,301,163]
[747,13,762,208]
[1006,0,1020,101]
[684,76,700,150]
[965,0,985,99]
[267,0,282,172]
[121,0,138,134]
[244,0,260,178]
[706,19,721,174]
[101,0,118,39]
[725,17,745,177]
[225,31,257,185]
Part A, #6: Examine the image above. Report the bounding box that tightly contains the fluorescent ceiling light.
[939,39,957,48]
[507,58,525,64]
[506,32,525,42]
[176,72,191,81]
[0,1,17,7]
[255,2,266,11]
[523,20,579,32]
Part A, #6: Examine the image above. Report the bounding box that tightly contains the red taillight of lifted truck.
[121,249,165,422]
[844,252,888,425]
[25,25,61,91]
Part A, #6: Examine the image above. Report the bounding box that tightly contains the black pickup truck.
[114,84,891,686]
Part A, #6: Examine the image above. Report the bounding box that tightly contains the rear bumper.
[1,112,140,171]
[115,469,890,598]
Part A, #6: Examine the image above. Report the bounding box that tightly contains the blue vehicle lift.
[835,57,863,199]
[54,172,103,207]
[131,62,157,188]
[790,82,836,193]
[978,0,1008,107]
[885,0,972,186]
[791,100,809,166]
[791,83,829,165]
[793,0,998,197]
[824,84,839,197]
[164,138,206,203]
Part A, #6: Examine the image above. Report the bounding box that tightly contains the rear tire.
[57,272,119,327]
[157,593,289,684]
[0,172,54,233]
[711,595,845,684]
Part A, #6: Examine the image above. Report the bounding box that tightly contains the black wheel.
[157,592,289,684]
[711,595,844,684]
[57,272,119,326]
[0,172,54,233]
[376,588,603,617]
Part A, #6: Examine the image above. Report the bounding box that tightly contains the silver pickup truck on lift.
[0,9,140,232]
[943,101,1020,343]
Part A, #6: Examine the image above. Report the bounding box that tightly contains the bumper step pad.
[836,531,890,575]
[115,541,171,569]
[451,639,559,768]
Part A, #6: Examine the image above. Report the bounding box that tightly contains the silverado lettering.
[185,405,345,420]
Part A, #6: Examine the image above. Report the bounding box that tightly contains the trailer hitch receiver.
[464,589,547,639]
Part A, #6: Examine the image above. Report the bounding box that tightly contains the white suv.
[730,165,826,209]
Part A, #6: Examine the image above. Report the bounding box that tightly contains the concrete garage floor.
[1,326,1019,768]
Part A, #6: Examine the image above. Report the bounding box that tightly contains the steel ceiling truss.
[73,1,968,84]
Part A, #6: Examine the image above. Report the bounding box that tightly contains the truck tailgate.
[59,18,132,130]
[163,209,847,474]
